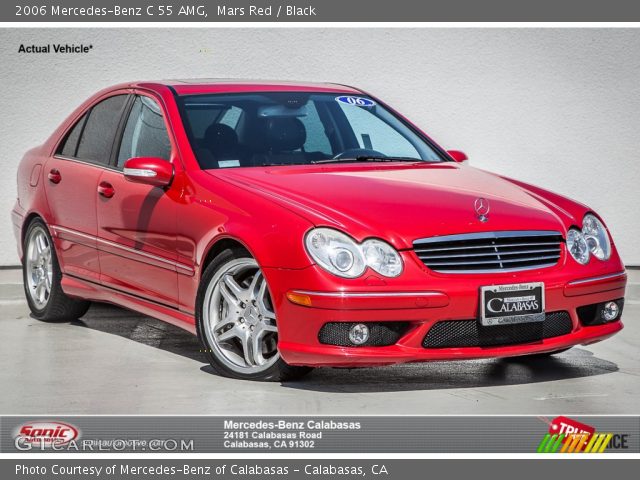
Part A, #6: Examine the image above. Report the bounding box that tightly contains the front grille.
[413,230,564,273]
[318,322,409,347]
[422,311,573,348]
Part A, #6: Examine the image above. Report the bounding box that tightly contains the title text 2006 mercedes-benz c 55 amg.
[13,80,627,381]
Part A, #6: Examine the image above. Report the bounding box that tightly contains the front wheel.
[196,248,312,381]
[22,218,90,322]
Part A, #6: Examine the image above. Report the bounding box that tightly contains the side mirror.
[123,157,174,187]
[447,150,468,163]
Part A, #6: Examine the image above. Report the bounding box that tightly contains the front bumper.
[264,255,627,367]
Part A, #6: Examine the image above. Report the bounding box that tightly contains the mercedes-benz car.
[12,80,626,381]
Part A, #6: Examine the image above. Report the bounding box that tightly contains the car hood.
[209,163,582,250]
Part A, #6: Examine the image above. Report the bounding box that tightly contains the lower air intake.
[422,311,573,348]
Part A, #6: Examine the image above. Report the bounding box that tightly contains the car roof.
[124,79,364,96]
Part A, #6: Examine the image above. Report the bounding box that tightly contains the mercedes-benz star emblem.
[474,197,490,222]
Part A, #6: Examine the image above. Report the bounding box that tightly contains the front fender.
[178,170,316,270]
[176,171,316,313]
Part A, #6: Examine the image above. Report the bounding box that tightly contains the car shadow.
[71,303,619,392]
[282,348,619,393]
[69,302,209,364]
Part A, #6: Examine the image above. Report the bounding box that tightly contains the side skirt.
[61,274,197,335]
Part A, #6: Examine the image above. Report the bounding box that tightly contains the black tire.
[22,218,91,322]
[196,247,312,381]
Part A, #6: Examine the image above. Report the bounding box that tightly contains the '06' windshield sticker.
[335,96,376,107]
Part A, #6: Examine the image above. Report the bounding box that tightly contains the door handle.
[97,181,115,199]
[48,169,61,184]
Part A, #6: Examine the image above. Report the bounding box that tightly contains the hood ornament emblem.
[474,197,490,222]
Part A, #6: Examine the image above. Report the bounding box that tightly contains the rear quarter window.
[57,113,88,157]
[75,94,129,164]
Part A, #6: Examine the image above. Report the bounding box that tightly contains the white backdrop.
[1,28,638,265]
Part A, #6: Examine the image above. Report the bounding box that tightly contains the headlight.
[582,214,611,260]
[304,228,403,278]
[305,228,366,278]
[566,214,612,265]
[361,239,403,277]
[567,228,590,265]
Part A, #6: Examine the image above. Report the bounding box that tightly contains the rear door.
[96,93,180,307]
[44,93,130,282]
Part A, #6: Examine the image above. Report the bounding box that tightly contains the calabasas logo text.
[486,296,540,314]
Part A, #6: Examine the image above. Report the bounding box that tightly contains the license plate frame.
[480,282,545,327]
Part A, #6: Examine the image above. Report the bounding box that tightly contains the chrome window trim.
[52,155,122,173]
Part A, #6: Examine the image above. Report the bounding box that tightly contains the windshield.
[178,92,445,169]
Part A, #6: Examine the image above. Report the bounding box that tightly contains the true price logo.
[537,416,626,453]
[549,416,595,438]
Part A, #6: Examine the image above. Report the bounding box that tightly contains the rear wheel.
[23,218,90,322]
[196,248,312,381]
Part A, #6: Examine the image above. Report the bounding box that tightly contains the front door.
[96,94,180,307]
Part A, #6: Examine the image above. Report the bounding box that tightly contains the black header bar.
[5,0,640,23]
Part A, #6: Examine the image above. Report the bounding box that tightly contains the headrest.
[264,117,306,152]
[204,123,238,155]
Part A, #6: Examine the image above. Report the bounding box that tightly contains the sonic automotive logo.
[13,421,194,451]
[14,421,79,449]
[537,416,629,453]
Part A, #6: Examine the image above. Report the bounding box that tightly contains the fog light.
[602,301,620,322]
[349,323,370,345]
[577,298,624,326]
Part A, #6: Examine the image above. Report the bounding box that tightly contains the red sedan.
[13,80,626,381]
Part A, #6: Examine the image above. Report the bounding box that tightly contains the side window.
[117,96,171,168]
[57,113,88,157]
[76,95,128,164]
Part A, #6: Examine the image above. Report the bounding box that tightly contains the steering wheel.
[332,148,387,160]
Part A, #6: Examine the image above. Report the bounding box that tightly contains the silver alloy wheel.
[203,258,280,374]
[25,226,53,310]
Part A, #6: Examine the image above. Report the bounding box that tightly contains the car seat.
[250,117,322,165]
[196,123,243,169]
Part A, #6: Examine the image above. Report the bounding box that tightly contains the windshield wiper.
[312,156,420,164]
[261,162,309,166]
[260,157,421,166]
